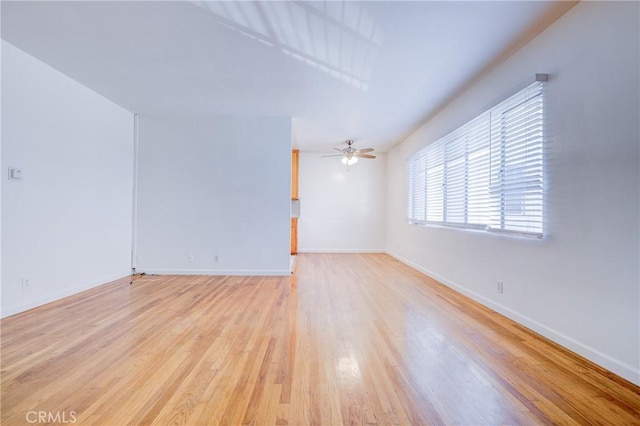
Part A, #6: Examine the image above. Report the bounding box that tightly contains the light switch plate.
[9,168,23,180]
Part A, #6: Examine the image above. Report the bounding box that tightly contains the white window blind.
[407,80,545,237]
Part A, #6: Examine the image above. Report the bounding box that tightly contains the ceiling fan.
[322,140,376,165]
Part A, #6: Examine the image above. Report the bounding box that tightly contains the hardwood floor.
[2,253,639,425]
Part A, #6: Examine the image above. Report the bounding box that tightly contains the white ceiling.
[1,1,574,152]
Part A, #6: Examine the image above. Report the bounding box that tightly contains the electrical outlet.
[214,255,220,263]
[187,253,194,263]
[22,278,31,291]
[497,281,504,294]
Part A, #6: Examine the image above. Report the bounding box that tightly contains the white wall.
[135,115,291,275]
[387,1,640,384]
[1,38,4,319]
[298,152,386,252]
[1,41,134,317]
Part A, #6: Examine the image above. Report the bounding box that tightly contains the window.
[407,81,545,237]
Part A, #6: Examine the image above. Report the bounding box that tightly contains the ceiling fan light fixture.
[322,140,375,165]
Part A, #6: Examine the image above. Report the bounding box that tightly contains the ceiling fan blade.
[356,148,374,153]
[321,154,344,158]
[356,154,376,159]
[333,148,345,152]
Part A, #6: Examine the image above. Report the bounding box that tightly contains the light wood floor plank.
[2,253,639,425]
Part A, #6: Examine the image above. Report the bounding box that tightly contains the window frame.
[407,80,545,238]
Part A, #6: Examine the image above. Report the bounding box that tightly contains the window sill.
[407,220,543,240]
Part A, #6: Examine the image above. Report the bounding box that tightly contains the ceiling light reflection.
[337,355,361,381]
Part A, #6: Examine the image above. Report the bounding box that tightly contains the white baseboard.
[1,271,131,319]
[135,268,291,276]
[385,250,640,386]
[298,249,386,253]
